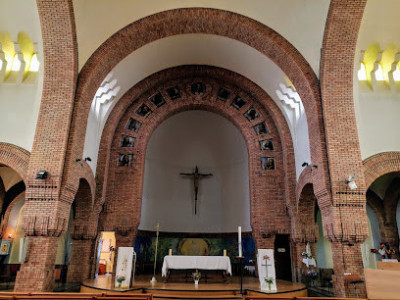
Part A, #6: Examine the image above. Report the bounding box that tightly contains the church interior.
[1,0,400,299]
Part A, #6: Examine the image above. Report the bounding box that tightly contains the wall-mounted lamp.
[36,170,48,180]
[346,174,357,190]
[302,162,309,167]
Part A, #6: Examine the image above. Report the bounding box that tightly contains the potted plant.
[116,275,125,288]
[192,269,201,285]
[305,269,318,287]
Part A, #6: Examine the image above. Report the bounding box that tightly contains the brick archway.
[66,7,329,202]
[0,143,30,183]
[96,66,295,250]
[363,152,400,188]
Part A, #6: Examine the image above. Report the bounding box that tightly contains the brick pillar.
[14,236,59,292]
[252,233,275,250]
[331,242,367,298]
[67,239,94,283]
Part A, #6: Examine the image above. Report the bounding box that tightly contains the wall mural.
[134,234,255,266]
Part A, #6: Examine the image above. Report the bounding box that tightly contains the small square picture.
[167,86,181,100]
[149,92,166,107]
[136,104,152,117]
[120,135,136,147]
[244,107,260,121]
[231,96,246,109]
[118,154,133,167]
[259,139,273,150]
[0,240,10,255]
[261,157,275,170]
[217,88,231,101]
[253,122,268,135]
[191,82,206,95]
[126,118,142,132]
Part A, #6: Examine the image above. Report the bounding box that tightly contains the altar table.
[161,256,232,277]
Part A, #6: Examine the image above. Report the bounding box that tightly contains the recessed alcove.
[139,110,251,233]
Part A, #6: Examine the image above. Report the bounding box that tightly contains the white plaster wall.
[354,0,400,160]
[0,0,43,151]
[139,111,251,233]
[295,112,311,180]
[316,210,333,269]
[73,0,330,75]
[355,91,400,160]
[361,205,380,269]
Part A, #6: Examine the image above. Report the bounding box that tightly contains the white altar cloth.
[162,256,232,277]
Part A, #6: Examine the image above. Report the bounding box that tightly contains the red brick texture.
[14,0,79,291]
[363,151,400,188]
[67,239,94,283]
[320,0,369,297]
[69,7,329,203]
[96,66,294,252]
[14,236,59,292]
[364,152,400,260]
[0,142,30,182]
[13,3,379,297]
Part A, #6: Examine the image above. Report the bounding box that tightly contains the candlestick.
[238,226,242,257]
[151,223,160,283]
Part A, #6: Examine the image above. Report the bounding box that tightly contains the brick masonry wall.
[68,7,329,207]
[320,1,369,296]
[97,70,293,251]
[363,151,400,188]
[0,142,30,182]
[67,239,94,283]
[14,236,59,291]
[12,3,394,296]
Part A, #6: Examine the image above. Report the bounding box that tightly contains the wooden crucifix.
[180,166,213,214]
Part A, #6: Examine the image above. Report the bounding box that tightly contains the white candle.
[223,249,227,256]
[169,249,172,256]
[238,226,242,257]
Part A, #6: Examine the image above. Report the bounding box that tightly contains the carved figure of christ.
[179,166,213,215]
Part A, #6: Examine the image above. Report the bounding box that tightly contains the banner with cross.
[257,249,277,291]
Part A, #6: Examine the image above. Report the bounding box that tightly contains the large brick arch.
[67,7,329,202]
[363,152,400,189]
[0,143,30,183]
[95,66,295,248]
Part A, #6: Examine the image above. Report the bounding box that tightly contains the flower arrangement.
[305,269,318,280]
[264,277,274,290]
[370,242,396,259]
[192,269,201,282]
[116,275,125,287]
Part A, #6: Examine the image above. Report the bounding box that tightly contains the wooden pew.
[0,293,152,300]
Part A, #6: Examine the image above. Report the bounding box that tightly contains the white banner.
[115,247,134,289]
[257,249,277,291]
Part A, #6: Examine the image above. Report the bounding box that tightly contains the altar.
[162,256,232,282]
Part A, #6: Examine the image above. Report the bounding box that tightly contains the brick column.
[14,236,59,291]
[66,239,94,283]
[331,242,367,298]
